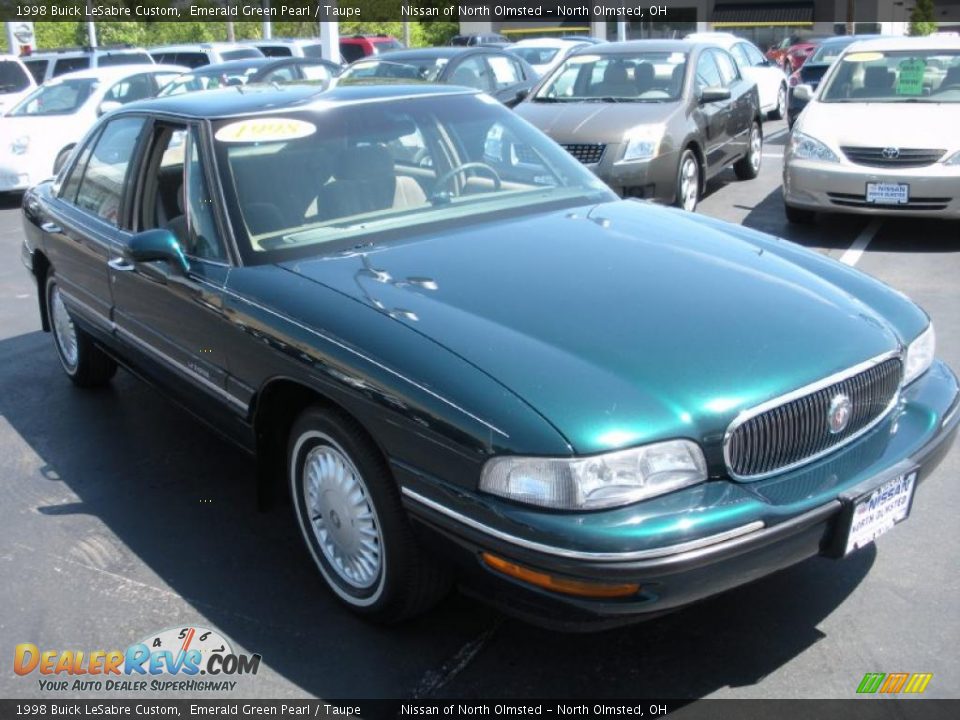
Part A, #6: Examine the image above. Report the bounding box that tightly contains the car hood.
[800,101,960,150]
[516,100,679,143]
[280,200,903,459]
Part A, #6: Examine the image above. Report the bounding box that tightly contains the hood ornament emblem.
[827,394,853,434]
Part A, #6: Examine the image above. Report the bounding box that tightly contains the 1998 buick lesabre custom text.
[21,84,959,628]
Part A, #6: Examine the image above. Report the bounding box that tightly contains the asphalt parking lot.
[1,117,958,701]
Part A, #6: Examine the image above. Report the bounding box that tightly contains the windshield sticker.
[215,118,316,143]
[896,58,926,95]
[843,52,884,63]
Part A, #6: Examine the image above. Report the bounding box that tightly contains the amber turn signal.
[481,552,640,599]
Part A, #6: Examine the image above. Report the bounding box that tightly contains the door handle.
[40,221,62,234]
[108,257,134,272]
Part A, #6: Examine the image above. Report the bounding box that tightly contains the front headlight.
[621,125,664,162]
[479,439,708,510]
[788,131,839,163]
[903,323,935,386]
[944,150,960,166]
[11,135,30,155]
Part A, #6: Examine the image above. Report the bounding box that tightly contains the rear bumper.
[400,361,959,630]
[783,155,960,218]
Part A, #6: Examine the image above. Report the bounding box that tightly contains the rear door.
[712,49,754,162]
[36,115,147,331]
[483,53,529,105]
[693,50,730,173]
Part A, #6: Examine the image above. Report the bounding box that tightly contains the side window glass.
[104,74,155,104]
[184,129,225,261]
[53,56,90,77]
[487,55,521,90]
[449,56,492,92]
[301,64,332,81]
[714,51,739,86]
[730,44,750,70]
[262,66,298,84]
[75,116,145,225]
[746,44,767,66]
[59,139,95,204]
[696,52,722,92]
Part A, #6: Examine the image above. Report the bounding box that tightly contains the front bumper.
[579,143,681,202]
[399,360,959,629]
[783,154,960,218]
[0,163,31,193]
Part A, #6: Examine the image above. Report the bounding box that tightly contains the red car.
[338,34,403,64]
[766,35,828,72]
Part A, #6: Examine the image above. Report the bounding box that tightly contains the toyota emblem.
[881,147,901,160]
[827,394,852,434]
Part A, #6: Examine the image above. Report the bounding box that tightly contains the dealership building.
[459,1,960,49]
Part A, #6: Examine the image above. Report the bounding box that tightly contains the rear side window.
[176,53,209,69]
[339,43,365,63]
[23,59,48,83]
[301,44,324,59]
[713,50,740,86]
[221,49,262,61]
[259,45,293,58]
[53,56,90,77]
[75,116,146,225]
[486,55,521,90]
[103,73,156,104]
[98,52,152,67]
[0,60,31,92]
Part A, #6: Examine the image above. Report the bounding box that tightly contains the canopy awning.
[711,2,815,27]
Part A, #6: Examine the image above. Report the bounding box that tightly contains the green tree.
[909,0,938,36]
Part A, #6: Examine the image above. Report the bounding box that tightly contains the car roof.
[512,38,587,48]
[354,47,477,60]
[52,64,185,82]
[189,58,276,73]
[684,32,739,47]
[25,47,151,59]
[572,39,695,55]
[122,82,476,118]
[249,38,322,46]
[818,34,880,47]
[844,35,960,52]
[150,43,257,52]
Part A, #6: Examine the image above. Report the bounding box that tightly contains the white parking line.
[764,152,784,158]
[840,219,883,266]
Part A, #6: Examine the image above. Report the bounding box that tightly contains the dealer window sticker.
[896,58,926,96]
[215,118,317,143]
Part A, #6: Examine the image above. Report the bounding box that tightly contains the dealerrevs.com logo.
[14,626,261,693]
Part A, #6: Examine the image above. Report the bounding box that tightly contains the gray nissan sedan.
[515,40,763,212]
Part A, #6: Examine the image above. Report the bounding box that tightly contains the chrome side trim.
[115,325,248,413]
[224,290,509,438]
[401,487,765,562]
[723,349,903,481]
[943,395,960,429]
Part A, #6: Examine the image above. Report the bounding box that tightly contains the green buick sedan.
[20,84,959,629]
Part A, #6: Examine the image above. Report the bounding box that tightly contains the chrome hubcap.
[778,86,786,114]
[51,286,78,371]
[303,444,382,589]
[750,126,762,172]
[680,157,698,211]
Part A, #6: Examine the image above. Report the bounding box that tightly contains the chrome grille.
[840,147,945,168]
[561,143,606,164]
[725,356,902,479]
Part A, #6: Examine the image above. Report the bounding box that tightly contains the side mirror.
[699,86,732,103]
[128,229,190,275]
[98,100,123,116]
[792,84,814,102]
[506,87,529,108]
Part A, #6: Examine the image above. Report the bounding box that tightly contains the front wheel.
[734,122,763,180]
[769,84,786,120]
[46,273,117,387]
[288,407,450,623]
[674,150,700,212]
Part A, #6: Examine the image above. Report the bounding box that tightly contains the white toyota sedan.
[0,64,183,193]
[783,36,960,222]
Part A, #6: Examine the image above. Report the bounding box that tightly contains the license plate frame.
[834,471,918,557]
[866,182,909,205]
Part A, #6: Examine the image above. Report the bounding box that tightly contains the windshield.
[0,60,31,93]
[821,49,960,102]
[340,57,446,82]
[512,47,560,66]
[158,66,260,96]
[9,78,97,116]
[535,52,687,102]
[213,94,611,260]
[808,41,855,64]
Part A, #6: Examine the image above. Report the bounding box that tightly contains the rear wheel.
[734,122,763,180]
[674,150,700,212]
[288,406,450,623]
[45,273,117,387]
[769,84,787,120]
[785,203,816,224]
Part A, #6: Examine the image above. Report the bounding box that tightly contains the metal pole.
[5,23,16,53]
[320,20,340,64]
[617,20,627,42]
[263,0,272,39]
[403,21,410,48]
[86,0,97,48]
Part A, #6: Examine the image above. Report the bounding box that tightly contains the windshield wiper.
[584,96,624,103]
[532,96,563,103]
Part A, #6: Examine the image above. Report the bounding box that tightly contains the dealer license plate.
[845,472,916,555]
[866,182,909,205]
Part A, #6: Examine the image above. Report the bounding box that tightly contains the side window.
[184,129,225,261]
[53,56,90,77]
[59,139,96,204]
[24,59,47,83]
[745,43,767,67]
[261,66,298,84]
[448,56,492,92]
[177,53,208,69]
[260,46,292,58]
[75,116,145,225]
[486,54,521,90]
[695,51,722,92]
[713,50,740,87]
[103,73,156,104]
[339,43,364,64]
[301,64,332,81]
[729,43,750,71]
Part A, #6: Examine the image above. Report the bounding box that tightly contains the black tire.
[734,122,763,180]
[288,406,451,623]
[45,273,117,387]
[785,203,816,224]
[769,83,787,120]
[674,149,700,212]
[52,146,73,175]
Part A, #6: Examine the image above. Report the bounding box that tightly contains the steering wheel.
[432,162,502,197]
